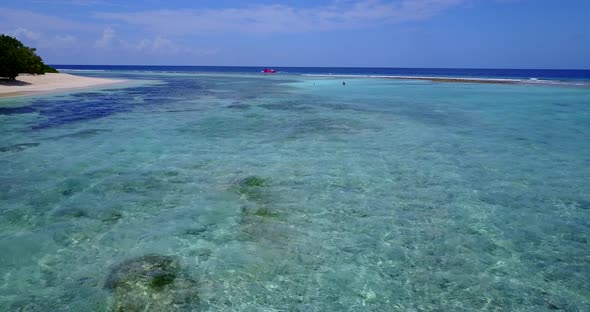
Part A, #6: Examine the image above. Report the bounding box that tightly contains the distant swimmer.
[342,81,346,86]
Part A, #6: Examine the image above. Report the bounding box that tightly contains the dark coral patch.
[104,254,180,290]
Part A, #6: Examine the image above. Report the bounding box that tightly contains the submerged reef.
[239,175,268,188]
[104,254,199,311]
[231,176,289,244]
[235,175,269,202]
[252,207,280,219]
[103,254,180,290]
[240,205,282,222]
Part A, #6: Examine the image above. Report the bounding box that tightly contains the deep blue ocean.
[1,67,589,311]
[53,65,590,81]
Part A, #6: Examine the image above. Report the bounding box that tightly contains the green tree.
[0,34,57,80]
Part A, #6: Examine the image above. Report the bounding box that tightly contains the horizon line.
[50,64,590,71]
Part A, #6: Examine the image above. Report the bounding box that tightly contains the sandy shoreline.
[0,73,126,98]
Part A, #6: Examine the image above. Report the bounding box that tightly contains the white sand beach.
[0,73,125,98]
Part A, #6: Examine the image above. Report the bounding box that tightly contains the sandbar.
[0,73,125,98]
[303,74,522,84]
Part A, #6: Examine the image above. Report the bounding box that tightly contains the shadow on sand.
[0,79,32,86]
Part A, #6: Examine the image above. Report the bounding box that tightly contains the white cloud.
[0,8,98,32]
[135,36,179,54]
[130,37,218,56]
[53,34,77,46]
[92,28,205,57]
[7,27,41,41]
[94,27,116,49]
[30,0,115,6]
[95,0,466,35]
[1,1,466,63]
[4,27,77,50]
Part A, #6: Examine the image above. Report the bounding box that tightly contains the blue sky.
[1,0,589,68]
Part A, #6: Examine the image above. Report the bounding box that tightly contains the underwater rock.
[110,277,199,312]
[253,207,279,218]
[238,204,290,244]
[234,175,269,202]
[105,254,199,311]
[239,176,267,188]
[232,176,291,244]
[241,206,280,219]
[183,226,207,236]
[100,210,123,223]
[58,178,87,197]
[0,142,40,152]
[104,254,180,290]
[239,205,282,230]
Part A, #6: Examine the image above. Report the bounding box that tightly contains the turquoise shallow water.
[1,71,589,311]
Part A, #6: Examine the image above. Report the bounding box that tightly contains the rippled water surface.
[1,71,589,311]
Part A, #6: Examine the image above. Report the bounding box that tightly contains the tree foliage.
[0,34,58,80]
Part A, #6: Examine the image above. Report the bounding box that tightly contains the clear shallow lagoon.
[1,69,589,311]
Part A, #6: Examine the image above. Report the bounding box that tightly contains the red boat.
[263,68,276,74]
